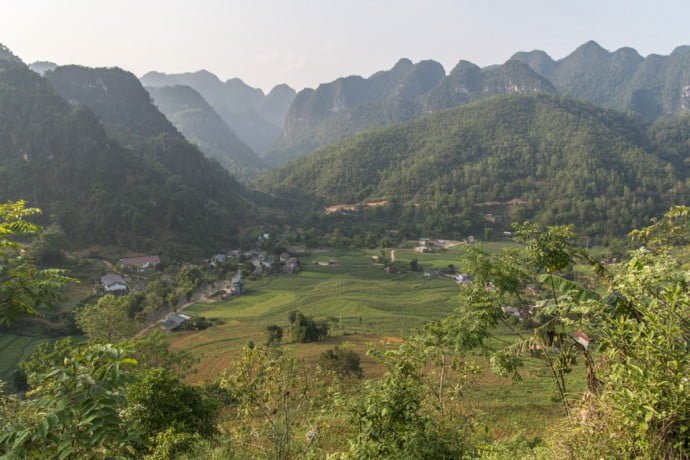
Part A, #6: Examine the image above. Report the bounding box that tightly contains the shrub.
[319,347,363,378]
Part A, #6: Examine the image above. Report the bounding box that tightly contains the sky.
[1,0,689,92]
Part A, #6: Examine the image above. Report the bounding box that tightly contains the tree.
[550,208,690,458]
[0,341,140,458]
[220,346,335,459]
[289,311,329,343]
[125,368,218,441]
[319,347,363,378]
[0,201,74,326]
[75,294,142,343]
[265,325,284,346]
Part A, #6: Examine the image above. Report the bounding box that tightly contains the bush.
[289,310,329,343]
[265,325,283,346]
[319,347,363,378]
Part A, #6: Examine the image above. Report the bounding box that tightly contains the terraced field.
[0,334,52,382]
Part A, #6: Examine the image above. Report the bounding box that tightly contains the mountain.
[511,41,690,121]
[266,58,555,166]
[45,65,179,145]
[140,70,296,153]
[146,85,266,179]
[258,94,685,237]
[0,44,21,63]
[0,58,250,257]
[28,61,57,75]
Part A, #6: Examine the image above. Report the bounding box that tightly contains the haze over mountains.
[140,70,296,154]
[146,85,266,179]
[2,39,690,254]
[260,41,690,165]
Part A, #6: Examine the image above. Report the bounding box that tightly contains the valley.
[0,25,688,458]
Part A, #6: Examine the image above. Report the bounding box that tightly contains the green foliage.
[128,331,197,377]
[551,247,690,458]
[0,201,74,326]
[125,368,218,442]
[74,294,142,344]
[0,60,249,257]
[338,339,476,459]
[0,341,139,458]
[265,324,284,346]
[319,347,363,379]
[289,310,329,343]
[220,346,335,459]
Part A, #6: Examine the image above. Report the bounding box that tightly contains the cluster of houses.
[207,248,301,275]
[99,255,161,295]
[414,237,474,253]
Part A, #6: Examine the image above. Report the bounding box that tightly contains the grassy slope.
[168,245,585,438]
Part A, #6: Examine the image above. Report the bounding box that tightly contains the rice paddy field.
[169,244,585,438]
[0,334,52,382]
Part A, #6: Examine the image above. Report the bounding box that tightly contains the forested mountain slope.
[512,41,690,121]
[259,94,686,236]
[146,85,266,179]
[0,59,250,257]
[266,59,555,165]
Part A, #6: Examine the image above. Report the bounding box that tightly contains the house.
[445,273,472,285]
[415,246,431,253]
[279,252,290,263]
[466,236,476,244]
[231,271,245,295]
[502,306,522,318]
[211,253,227,264]
[100,273,128,294]
[573,331,593,349]
[120,255,160,270]
[385,265,399,274]
[226,249,241,260]
[161,313,190,332]
[285,257,300,273]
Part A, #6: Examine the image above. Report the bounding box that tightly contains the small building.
[573,331,593,349]
[161,313,190,332]
[415,246,431,253]
[501,306,522,318]
[226,249,241,260]
[211,253,227,264]
[285,257,300,273]
[120,255,160,270]
[231,271,245,295]
[279,252,291,263]
[100,273,128,293]
[466,235,476,244]
[385,265,399,274]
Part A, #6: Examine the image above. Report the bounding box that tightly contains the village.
[97,237,304,333]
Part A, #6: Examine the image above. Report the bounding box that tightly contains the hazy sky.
[1,0,689,92]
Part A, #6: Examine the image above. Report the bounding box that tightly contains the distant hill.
[146,85,266,179]
[28,61,57,75]
[258,94,686,237]
[511,41,690,121]
[0,58,251,257]
[140,70,296,153]
[45,65,179,145]
[0,44,21,63]
[265,59,555,166]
